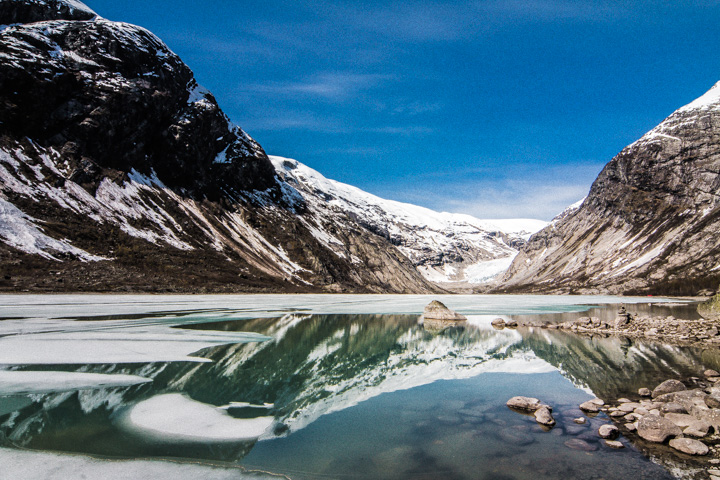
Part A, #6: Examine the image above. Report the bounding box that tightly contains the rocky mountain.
[498,81,720,295]
[0,0,543,293]
[272,156,546,285]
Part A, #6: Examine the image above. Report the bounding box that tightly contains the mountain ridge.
[0,0,545,293]
[497,80,720,295]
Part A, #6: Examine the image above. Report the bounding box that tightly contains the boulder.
[661,402,688,414]
[652,379,687,398]
[534,406,555,427]
[683,419,711,438]
[506,396,543,412]
[579,400,602,413]
[422,301,467,321]
[636,415,682,443]
[491,318,505,328]
[598,424,619,439]
[668,438,709,455]
[638,387,651,397]
[664,413,697,428]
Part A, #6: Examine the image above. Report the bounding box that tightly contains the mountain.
[0,0,543,293]
[498,81,720,295]
[272,156,546,285]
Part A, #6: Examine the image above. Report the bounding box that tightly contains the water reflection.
[0,310,714,478]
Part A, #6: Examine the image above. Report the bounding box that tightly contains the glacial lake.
[0,294,715,480]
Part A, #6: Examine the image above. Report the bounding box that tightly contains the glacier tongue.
[271,156,547,284]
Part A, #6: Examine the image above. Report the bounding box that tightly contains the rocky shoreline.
[508,373,720,480]
[493,304,720,348]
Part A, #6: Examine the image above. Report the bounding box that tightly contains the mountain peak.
[1,0,97,25]
[678,80,720,113]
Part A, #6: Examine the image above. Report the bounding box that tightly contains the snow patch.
[0,197,105,261]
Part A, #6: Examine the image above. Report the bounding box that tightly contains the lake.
[0,294,714,479]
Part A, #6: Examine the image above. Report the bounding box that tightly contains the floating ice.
[117,393,273,442]
[0,447,278,480]
[0,370,151,394]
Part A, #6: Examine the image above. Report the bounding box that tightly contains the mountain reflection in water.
[0,309,714,479]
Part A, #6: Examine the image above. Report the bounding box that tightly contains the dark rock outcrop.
[498,82,720,295]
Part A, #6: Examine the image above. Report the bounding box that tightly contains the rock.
[664,413,697,428]
[504,320,518,328]
[617,398,632,404]
[579,401,601,413]
[423,301,467,321]
[564,438,598,452]
[625,423,637,432]
[498,428,535,446]
[491,318,505,328]
[652,379,687,398]
[636,415,682,443]
[634,407,649,416]
[534,406,555,427]
[598,424,619,439]
[683,419,711,438]
[698,292,720,321]
[618,403,641,412]
[638,387,651,397]
[605,440,624,449]
[706,395,720,409]
[506,396,543,411]
[661,402,688,414]
[668,438,709,455]
[573,417,587,424]
[615,316,630,328]
[610,411,626,417]
[706,369,720,378]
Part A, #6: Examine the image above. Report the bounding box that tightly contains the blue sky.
[85,0,720,220]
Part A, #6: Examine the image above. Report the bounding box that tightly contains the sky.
[84,0,720,220]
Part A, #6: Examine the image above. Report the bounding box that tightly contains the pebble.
[605,440,624,449]
[564,438,598,452]
[573,417,587,424]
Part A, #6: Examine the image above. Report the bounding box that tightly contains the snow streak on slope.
[272,156,547,284]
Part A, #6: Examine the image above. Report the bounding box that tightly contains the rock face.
[498,81,720,295]
[422,301,467,321]
[0,0,536,294]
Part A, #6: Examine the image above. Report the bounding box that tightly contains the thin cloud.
[244,73,394,101]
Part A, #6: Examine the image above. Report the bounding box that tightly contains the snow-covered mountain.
[499,81,720,295]
[0,0,544,293]
[273,157,546,284]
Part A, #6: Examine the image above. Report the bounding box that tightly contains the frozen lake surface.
[0,294,710,479]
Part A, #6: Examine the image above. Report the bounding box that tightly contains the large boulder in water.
[423,301,467,321]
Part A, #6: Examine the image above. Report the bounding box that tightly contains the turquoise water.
[0,295,710,479]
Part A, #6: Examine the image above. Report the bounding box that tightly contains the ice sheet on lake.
[0,324,270,365]
[117,393,273,442]
[0,371,151,394]
[0,293,686,323]
[0,447,279,480]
